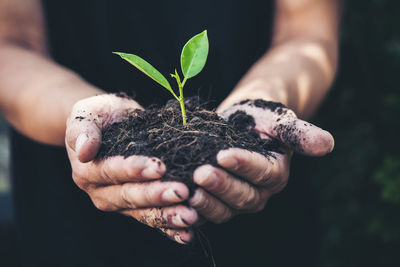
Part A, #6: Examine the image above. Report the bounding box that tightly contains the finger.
[66,94,143,163]
[89,181,190,211]
[270,118,334,156]
[193,164,269,212]
[95,155,166,184]
[189,188,234,223]
[216,148,290,192]
[72,155,166,189]
[121,205,198,229]
[220,100,334,156]
[66,115,102,163]
[159,228,195,245]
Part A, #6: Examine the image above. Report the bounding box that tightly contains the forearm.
[218,37,338,119]
[0,42,103,145]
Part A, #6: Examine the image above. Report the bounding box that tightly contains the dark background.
[0,0,399,266]
[296,0,400,266]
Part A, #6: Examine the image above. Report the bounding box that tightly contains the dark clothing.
[11,1,319,266]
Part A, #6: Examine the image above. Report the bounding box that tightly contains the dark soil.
[96,97,283,194]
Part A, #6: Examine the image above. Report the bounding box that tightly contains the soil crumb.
[238,99,287,115]
[97,97,283,193]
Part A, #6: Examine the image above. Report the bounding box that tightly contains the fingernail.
[189,190,202,207]
[180,232,193,244]
[75,134,88,155]
[194,167,217,186]
[174,234,187,245]
[162,188,183,202]
[329,135,335,153]
[329,144,334,153]
[217,152,238,170]
[141,167,162,179]
[172,214,190,227]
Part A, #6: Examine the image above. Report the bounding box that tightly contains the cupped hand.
[189,99,334,223]
[65,94,198,244]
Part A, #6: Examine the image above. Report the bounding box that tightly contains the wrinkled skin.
[66,94,197,244]
[189,100,334,224]
[66,95,334,244]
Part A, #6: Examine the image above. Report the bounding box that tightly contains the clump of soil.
[97,97,282,193]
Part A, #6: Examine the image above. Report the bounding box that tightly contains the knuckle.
[142,184,155,205]
[101,160,117,184]
[246,188,260,209]
[121,183,135,209]
[232,185,256,210]
[72,171,89,191]
[255,163,273,186]
[232,195,247,210]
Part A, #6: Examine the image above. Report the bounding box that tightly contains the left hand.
[189,99,334,223]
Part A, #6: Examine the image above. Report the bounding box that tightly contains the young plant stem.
[179,98,187,125]
[115,30,208,126]
[179,77,187,125]
[173,71,188,125]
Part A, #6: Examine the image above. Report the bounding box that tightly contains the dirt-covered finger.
[66,115,102,163]
[270,118,334,156]
[95,155,166,184]
[66,94,144,162]
[219,99,334,156]
[193,164,264,211]
[189,188,234,223]
[158,228,195,245]
[216,148,289,189]
[89,181,189,211]
[121,205,198,229]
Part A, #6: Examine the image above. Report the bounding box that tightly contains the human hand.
[65,94,198,244]
[189,99,334,223]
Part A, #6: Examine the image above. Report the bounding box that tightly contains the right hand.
[65,94,198,244]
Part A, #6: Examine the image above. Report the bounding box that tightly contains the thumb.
[269,117,334,156]
[66,116,102,163]
[220,100,334,156]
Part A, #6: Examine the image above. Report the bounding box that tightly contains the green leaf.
[180,30,209,79]
[113,52,175,95]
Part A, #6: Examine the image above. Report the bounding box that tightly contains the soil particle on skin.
[273,120,303,153]
[236,99,306,153]
[238,99,288,115]
[75,116,86,121]
[97,97,283,194]
[137,208,168,228]
[114,92,131,99]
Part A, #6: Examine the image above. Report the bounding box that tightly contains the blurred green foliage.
[300,1,400,266]
[375,157,400,205]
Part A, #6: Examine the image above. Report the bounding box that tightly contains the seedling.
[113,30,209,125]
